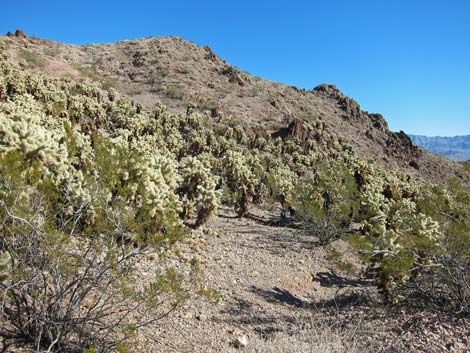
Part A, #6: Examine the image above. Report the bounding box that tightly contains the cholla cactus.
[0,96,92,207]
[0,104,67,170]
[178,155,221,226]
[107,87,117,102]
[222,151,258,216]
[344,155,444,299]
[139,154,180,219]
[267,163,297,213]
[2,60,466,311]
[0,75,6,100]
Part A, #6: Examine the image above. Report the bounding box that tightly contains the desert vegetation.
[0,52,469,352]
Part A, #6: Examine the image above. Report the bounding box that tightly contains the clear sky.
[2,0,469,136]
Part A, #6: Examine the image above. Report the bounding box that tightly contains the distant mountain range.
[409,135,470,161]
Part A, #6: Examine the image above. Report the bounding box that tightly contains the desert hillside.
[0,31,467,184]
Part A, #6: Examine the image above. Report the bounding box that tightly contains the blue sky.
[2,0,469,136]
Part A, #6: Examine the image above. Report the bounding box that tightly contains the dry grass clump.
[247,319,374,353]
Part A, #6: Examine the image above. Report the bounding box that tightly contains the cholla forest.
[0,27,469,353]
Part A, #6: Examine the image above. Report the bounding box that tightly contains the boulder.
[15,29,27,38]
[271,119,308,141]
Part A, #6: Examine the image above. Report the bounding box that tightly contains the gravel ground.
[1,206,467,352]
[140,207,469,353]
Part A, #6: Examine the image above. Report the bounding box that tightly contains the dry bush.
[0,195,193,353]
[247,319,375,353]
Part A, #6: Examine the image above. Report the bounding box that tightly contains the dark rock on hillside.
[15,29,27,38]
[6,29,27,38]
[221,65,245,86]
[313,84,361,118]
[271,119,307,141]
[204,46,219,62]
[387,131,421,159]
[369,113,388,132]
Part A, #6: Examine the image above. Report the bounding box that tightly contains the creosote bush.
[291,161,360,245]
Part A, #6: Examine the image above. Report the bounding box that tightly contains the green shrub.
[43,46,62,57]
[409,180,470,311]
[148,71,164,92]
[75,64,101,82]
[18,49,47,69]
[291,161,360,244]
[165,84,184,99]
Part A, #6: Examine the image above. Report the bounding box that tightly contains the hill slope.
[409,134,470,161]
[0,32,467,184]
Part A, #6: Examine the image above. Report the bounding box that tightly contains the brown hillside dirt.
[0,34,468,185]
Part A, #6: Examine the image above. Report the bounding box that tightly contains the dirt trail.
[143,208,374,352]
[140,208,468,353]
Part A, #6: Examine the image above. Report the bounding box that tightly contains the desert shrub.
[75,64,101,82]
[0,148,194,352]
[344,159,442,300]
[18,49,47,69]
[291,161,360,245]
[198,98,218,112]
[101,78,118,91]
[43,46,62,58]
[405,180,470,312]
[176,65,191,74]
[0,39,8,51]
[0,67,211,350]
[165,84,184,100]
[148,72,164,92]
[343,158,468,310]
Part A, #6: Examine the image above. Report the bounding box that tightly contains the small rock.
[233,335,248,349]
[453,341,466,350]
[196,313,207,322]
[184,312,193,320]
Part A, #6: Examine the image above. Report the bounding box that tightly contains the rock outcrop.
[6,29,27,38]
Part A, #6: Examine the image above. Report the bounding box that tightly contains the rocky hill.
[0,31,467,184]
[409,134,470,161]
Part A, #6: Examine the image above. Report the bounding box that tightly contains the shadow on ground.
[249,285,372,310]
[313,271,372,288]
